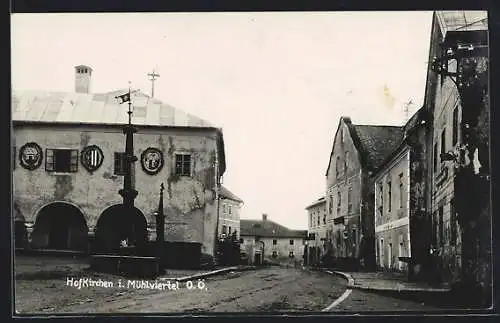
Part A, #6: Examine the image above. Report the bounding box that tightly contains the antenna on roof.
[147,68,160,98]
[403,99,413,124]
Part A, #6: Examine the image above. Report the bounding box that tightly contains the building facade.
[12,65,226,257]
[426,11,490,305]
[305,197,327,266]
[373,108,429,274]
[240,214,306,265]
[324,117,403,269]
[217,186,243,239]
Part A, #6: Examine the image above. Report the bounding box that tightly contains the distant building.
[325,117,403,269]
[217,186,244,239]
[12,65,226,258]
[305,197,327,266]
[373,107,429,274]
[240,214,307,265]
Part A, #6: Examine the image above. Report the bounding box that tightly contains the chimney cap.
[262,213,268,221]
[74,65,93,71]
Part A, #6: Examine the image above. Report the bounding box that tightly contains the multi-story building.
[217,185,244,239]
[324,117,403,269]
[373,107,429,275]
[425,11,490,305]
[12,65,226,258]
[240,214,306,265]
[305,197,327,266]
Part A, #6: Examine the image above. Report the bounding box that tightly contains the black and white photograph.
[11,10,492,315]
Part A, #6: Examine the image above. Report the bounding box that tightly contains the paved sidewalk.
[328,270,450,293]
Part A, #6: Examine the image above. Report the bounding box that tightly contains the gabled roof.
[219,186,244,203]
[403,106,427,137]
[12,89,214,128]
[240,219,307,238]
[325,117,405,175]
[373,107,428,176]
[351,123,405,171]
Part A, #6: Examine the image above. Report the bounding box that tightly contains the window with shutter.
[45,149,78,172]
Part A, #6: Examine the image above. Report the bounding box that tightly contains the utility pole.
[147,69,160,98]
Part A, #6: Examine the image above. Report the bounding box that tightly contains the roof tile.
[351,124,405,171]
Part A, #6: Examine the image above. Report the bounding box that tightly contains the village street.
[15,255,445,314]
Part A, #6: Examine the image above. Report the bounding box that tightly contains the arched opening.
[13,203,27,249]
[93,204,148,254]
[32,202,88,251]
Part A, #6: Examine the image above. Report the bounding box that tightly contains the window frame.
[399,173,404,209]
[452,107,459,146]
[347,187,353,214]
[174,152,192,177]
[440,128,446,160]
[344,151,349,173]
[335,156,341,177]
[387,180,392,213]
[45,148,79,173]
[433,143,438,173]
[337,191,341,215]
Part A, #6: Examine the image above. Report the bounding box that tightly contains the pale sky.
[11,12,433,230]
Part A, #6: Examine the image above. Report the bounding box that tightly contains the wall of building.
[13,123,222,255]
[306,200,327,250]
[218,198,241,238]
[431,62,463,283]
[240,236,305,264]
[325,120,363,260]
[374,148,411,271]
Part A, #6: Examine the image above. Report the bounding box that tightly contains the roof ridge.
[352,124,403,128]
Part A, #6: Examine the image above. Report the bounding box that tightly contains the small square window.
[289,239,294,245]
[222,225,227,234]
[273,239,277,245]
[289,251,294,258]
[46,149,78,172]
[175,154,191,176]
[272,251,278,258]
[239,238,244,244]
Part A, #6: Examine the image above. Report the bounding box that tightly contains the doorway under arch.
[13,203,27,249]
[93,204,148,254]
[32,202,88,251]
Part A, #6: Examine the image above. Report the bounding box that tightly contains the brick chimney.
[262,213,268,221]
[74,65,93,93]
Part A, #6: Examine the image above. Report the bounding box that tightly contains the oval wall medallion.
[141,147,164,175]
[81,145,104,172]
[19,142,43,170]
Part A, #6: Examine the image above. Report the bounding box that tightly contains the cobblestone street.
[15,256,453,314]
